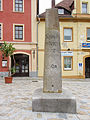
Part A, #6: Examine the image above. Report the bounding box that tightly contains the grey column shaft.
[43,8,62,93]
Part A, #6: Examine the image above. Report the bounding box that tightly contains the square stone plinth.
[32,88,76,113]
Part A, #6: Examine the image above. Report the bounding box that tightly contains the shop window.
[13,24,24,40]
[64,57,72,70]
[82,3,87,14]
[58,9,64,14]
[14,0,24,12]
[64,28,72,41]
[87,28,90,41]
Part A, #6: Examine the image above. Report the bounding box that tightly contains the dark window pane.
[64,36,71,40]
[0,25,1,39]
[0,0,1,10]
[87,29,90,40]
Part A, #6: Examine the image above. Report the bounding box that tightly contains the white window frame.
[13,24,24,41]
[64,56,72,71]
[58,9,64,14]
[64,28,73,42]
[13,0,24,13]
[82,3,88,14]
[0,23,3,40]
[0,0,3,11]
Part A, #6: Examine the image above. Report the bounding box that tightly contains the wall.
[38,21,90,78]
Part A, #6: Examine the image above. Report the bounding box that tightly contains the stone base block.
[32,88,76,113]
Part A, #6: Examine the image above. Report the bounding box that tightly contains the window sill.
[13,11,24,14]
[64,69,72,71]
[64,41,73,42]
[13,39,24,41]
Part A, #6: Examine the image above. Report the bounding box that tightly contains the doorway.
[85,57,90,78]
[11,54,29,77]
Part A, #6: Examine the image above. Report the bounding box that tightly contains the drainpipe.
[37,16,40,76]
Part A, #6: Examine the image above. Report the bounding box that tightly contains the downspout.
[37,16,40,76]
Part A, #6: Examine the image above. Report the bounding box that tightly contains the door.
[85,57,90,78]
[11,54,29,77]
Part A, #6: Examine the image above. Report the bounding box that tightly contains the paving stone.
[48,118,65,120]
[77,111,87,115]
[80,106,90,110]
[37,113,42,118]
[0,78,90,120]
[77,115,90,120]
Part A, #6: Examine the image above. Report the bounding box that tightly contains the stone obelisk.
[32,1,76,113]
[43,8,62,93]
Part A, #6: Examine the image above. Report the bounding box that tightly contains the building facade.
[38,0,90,79]
[0,0,38,77]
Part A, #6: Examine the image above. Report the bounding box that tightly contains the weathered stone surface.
[32,88,76,113]
[43,8,62,93]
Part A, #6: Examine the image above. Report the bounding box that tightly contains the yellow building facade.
[37,0,90,79]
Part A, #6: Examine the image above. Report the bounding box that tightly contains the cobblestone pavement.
[0,78,90,120]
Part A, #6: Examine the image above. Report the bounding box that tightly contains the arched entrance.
[85,57,90,78]
[11,54,29,77]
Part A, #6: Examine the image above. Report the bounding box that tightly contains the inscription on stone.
[51,64,57,68]
[43,8,62,93]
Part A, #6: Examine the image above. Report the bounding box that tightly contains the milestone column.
[43,8,62,93]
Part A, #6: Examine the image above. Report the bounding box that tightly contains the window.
[64,28,72,41]
[14,0,23,12]
[58,9,64,14]
[14,25,24,40]
[0,0,1,10]
[64,57,72,70]
[0,24,2,40]
[87,28,90,41]
[0,0,2,11]
[0,24,1,39]
[82,3,87,13]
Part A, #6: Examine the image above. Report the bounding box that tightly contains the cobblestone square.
[0,78,90,120]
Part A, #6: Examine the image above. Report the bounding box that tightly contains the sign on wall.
[82,43,90,48]
[78,63,83,71]
[2,60,7,67]
[61,51,73,56]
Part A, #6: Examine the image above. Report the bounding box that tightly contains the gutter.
[37,15,40,75]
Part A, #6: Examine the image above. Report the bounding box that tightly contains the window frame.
[0,23,3,40]
[13,24,24,41]
[63,56,73,71]
[0,0,3,11]
[86,27,90,42]
[13,0,24,13]
[82,2,88,14]
[63,27,73,42]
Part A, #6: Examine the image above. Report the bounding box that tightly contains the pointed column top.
[52,0,55,8]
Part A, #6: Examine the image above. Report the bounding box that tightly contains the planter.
[5,77,13,84]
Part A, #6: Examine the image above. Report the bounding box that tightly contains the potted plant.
[0,41,16,83]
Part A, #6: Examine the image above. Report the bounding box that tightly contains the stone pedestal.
[32,88,76,113]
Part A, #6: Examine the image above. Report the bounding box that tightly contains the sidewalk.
[0,78,90,120]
